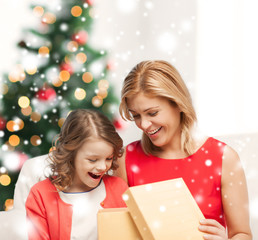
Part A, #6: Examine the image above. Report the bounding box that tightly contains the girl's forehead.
[78,139,114,155]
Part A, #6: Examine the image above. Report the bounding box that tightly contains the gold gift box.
[97,208,142,240]
[123,178,204,240]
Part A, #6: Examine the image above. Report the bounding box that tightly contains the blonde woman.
[116,60,252,240]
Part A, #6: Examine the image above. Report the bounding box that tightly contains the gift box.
[97,208,142,240]
[123,178,204,240]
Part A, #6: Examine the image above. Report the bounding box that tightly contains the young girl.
[116,60,252,239]
[25,109,128,240]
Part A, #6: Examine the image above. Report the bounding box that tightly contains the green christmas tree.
[0,0,120,211]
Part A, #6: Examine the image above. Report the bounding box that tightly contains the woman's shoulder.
[125,140,145,156]
[193,135,226,150]
[222,144,240,167]
[196,135,240,165]
[126,140,141,149]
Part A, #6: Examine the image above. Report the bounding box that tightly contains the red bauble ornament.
[113,118,125,130]
[0,116,6,130]
[72,30,88,45]
[18,152,29,170]
[36,87,56,101]
[60,62,73,75]
[86,0,94,6]
[107,60,116,70]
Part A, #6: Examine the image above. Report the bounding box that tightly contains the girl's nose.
[96,160,107,171]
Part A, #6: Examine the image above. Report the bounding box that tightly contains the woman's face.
[127,92,182,150]
[68,137,114,192]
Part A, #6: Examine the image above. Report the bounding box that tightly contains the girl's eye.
[88,159,97,163]
[106,157,113,161]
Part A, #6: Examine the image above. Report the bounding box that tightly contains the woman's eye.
[106,157,113,161]
[149,111,158,116]
[132,114,140,120]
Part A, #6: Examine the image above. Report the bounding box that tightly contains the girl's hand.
[198,219,228,240]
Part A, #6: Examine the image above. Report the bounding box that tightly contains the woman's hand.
[198,219,228,240]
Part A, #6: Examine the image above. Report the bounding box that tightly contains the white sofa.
[0,155,50,240]
[0,133,257,239]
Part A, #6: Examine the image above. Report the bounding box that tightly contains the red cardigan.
[25,175,128,240]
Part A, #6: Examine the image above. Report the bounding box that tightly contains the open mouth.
[88,172,102,179]
[147,127,162,135]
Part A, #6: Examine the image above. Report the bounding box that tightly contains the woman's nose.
[140,118,151,130]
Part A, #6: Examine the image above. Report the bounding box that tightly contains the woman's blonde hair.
[119,60,197,156]
[49,109,123,191]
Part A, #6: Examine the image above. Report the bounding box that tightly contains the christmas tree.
[0,0,120,211]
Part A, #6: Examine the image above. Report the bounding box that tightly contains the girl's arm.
[199,145,252,240]
[25,188,50,240]
[114,148,128,183]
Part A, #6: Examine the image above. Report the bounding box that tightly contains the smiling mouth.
[147,127,162,135]
[88,172,102,179]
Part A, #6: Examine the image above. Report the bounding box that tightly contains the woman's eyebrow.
[129,106,159,113]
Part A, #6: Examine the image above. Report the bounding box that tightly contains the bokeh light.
[76,52,87,64]
[71,6,82,17]
[30,135,42,146]
[18,96,30,108]
[9,135,20,147]
[92,95,103,107]
[0,174,11,186]
[59,70,70,82]
[98,79,109,89]
[26,66,38,75]
[42,12,56,24]
[21,106,32,116]
[97,88,108,99]
[4,199,14,211]
[58,118,65,127]
[33,6,44,17]
[82,72,93,83]
[52,78,63,87]
[38,46,50,57]
[67,41,78,52]
[74,88,86,100]
[6,121,16,132]
[1,84,8,95]
[30,112,41,122]
[6,119,24,132]
[8,65,26,82]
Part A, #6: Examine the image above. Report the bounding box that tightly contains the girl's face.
[69,137,114,192]
[127,92,182,151]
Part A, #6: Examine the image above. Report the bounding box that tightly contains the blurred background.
[1,0,258,142]
[0,0,257,237]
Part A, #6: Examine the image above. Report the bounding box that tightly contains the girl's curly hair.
[49,109,123,191]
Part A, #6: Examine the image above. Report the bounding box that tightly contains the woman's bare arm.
[222,145,252,239]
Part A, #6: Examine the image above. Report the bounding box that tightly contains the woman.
[116,60,252,239]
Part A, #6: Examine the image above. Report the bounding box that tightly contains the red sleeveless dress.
[125,137,226,226]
